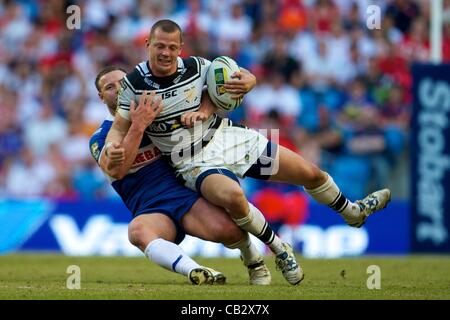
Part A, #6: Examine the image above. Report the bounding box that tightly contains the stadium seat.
[330,155,371,200]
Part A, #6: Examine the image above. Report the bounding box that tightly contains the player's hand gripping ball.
[206,56,243,111]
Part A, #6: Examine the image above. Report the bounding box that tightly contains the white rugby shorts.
[173,118,277,191]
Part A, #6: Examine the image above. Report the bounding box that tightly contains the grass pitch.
[0,254,449,300]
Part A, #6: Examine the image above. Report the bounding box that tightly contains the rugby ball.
[206,56,243,111]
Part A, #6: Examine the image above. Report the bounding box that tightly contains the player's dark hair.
[95,66,127,92]
[150,19,183,43]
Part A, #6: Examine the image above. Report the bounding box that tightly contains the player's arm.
[223,67,257,98]
[102,115,130,178]
[103,76,152,178]
[180,67,256,128]
[119,91,162,177]
[103,91,162,179]
[105,76,136,152]
[89,120,133,181]
[89,121,112,173]
[181,90,217,128]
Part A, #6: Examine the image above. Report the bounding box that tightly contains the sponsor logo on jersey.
[198,57,206,65]
[161,90,178,100]
[90,142,100,161]
[148,121,168,132]
[173,68,186,84]
[132,147,161,167]
[144,77,160,89]
[148,118,184,134]
[169,119,182,130]
[184,86,198,104]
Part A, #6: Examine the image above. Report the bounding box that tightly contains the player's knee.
[302,164,327,188]
[223,187,248,215]
[209,219,244,244]
[128,222,151,250]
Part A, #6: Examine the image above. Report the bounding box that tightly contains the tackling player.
[90,66,271,285]
[108,20,391,285]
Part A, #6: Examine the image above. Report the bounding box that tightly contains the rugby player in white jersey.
[107,20,391,285]
[90,66,271,285]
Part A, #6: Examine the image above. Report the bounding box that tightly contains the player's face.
[147,28,182,77]
[98,70,126,115]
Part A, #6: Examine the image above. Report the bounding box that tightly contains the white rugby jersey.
[117,56,220,156]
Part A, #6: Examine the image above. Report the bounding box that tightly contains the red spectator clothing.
[308,1,340,34]
[278,0,308,32]
[43,18,64,36]
[377,54,411,90]
[443,35,450,63]
[253,188,309,226]
[38,52,73,70]
[400,35,430,63]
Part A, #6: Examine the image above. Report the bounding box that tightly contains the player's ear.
[179,42,184,53]
[145,38,149,48]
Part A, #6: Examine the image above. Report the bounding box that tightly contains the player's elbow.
[105,167,126,180]
[112,171,126,180]
[101,160,127,180]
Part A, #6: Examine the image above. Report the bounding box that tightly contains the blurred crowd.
[1,0,448,209]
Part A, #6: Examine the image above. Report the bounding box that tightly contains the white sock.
[225,232,262,266]
[233,203,285,255]
[304,174,360,221]
[144,238,200,276]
